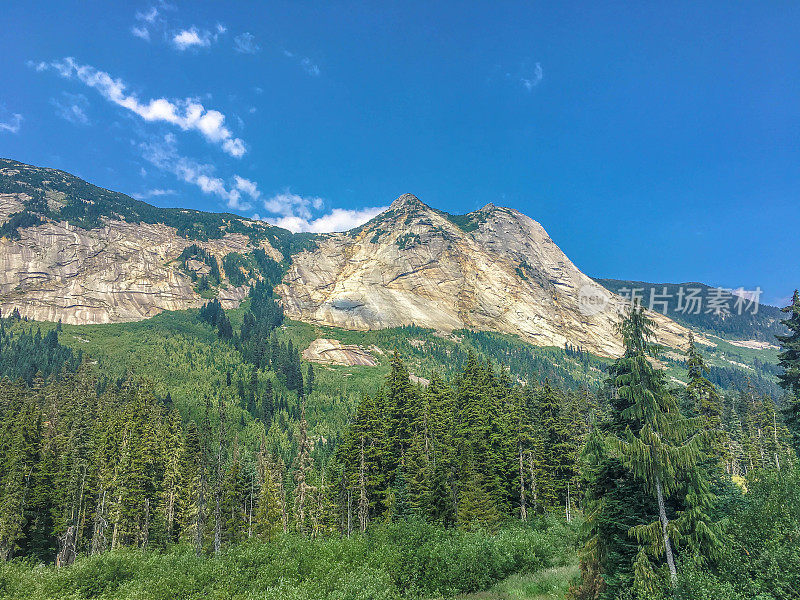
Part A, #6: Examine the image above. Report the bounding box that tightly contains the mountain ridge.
[0,159,707,356]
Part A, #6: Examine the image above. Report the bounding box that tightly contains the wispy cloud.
[32,57,246,157]
[0,111,23,134]
[263,191,323,221]
[301,57,321,76]
[266,206,387,233]
[131,6,159,41]
[136,6,159,23]
[259,190,385,232]
[283,49,321,76]
[172,24,226,50]
[132,188,177,200]
[50,92,90,125]
[131,25,150,41]
[140,134,257,211]
[521,62,543,91]
[234,32,260,54]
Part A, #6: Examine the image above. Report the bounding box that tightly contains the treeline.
[0,365,319,563]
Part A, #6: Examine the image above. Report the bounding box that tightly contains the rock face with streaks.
[0,159,697,358]
[301,338,379,366]
[0,214,259,324]
[276,194,695,357]
[0,159,282,324]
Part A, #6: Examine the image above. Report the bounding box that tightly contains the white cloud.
[132,188,177,200]
[282,50,321,76]
[521,62,543,91]
[268,206,387,233]
[173,27,211,50]
[34,57,247,157]
[234,175,260,200]
[131,6,159,41]
[234,32,260,54]
[131,25,150,41]
[0,112,22,134]
[260,190,384,232]
[136,7,159,23]
[140,135,254,210]
[262,191,322,220]
[51,92,90,125]
[172,24,226,50]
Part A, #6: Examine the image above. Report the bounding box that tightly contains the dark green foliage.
[0,320,81,384]
[674,466,800,600]
[337,353,588,530]
[0,212,43,239]
[442,211,486,233]
[578,306,724,597]
[776,291,800,455]
[0,159,283,242]
[178,245,221,286]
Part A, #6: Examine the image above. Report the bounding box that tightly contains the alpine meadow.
[1,3,799,600]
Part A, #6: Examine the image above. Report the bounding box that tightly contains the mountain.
[0,159,295,323]
[595,278,787,343]
[277,193,694,357]
[0,158,708,357]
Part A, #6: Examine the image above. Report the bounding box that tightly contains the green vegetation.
[0,521,575,600]
[0,315,80,383]
[0,158,286,243]
[0,276,798,599]
[455,564,580,600]
[0,211,43,239]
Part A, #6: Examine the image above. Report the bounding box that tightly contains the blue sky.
[1,2,798,305]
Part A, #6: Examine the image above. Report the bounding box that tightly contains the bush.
[0,520,577,600]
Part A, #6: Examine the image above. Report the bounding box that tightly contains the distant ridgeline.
[595,278,787,342]
[0,158,317,257]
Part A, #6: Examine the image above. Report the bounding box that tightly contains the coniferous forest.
[0,290,797,599]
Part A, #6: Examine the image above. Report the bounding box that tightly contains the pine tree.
[293,403,315,536]
[777,290,800,454]
[609,305,721,589]
[221,437,247,545]
[684,334,728,465]
[254,438,282,541]
[0,394,40,561]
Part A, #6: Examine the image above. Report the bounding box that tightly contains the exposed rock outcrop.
[302,338,379,366]
[0,194,276,324]
[277,194,696,357]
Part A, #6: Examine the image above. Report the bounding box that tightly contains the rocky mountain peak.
[389,193,427,211]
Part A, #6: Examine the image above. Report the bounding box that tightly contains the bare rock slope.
[0,160,281,324]
[277,194,695,357]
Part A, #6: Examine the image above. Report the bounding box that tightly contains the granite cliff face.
[276,194,695,357]
[0,160,282,324]
[1,160,696,357]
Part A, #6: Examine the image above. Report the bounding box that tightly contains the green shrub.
[0,520,577,600]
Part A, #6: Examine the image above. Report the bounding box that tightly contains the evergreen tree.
[609,306,721,589]
[777,290,800,454]
[293,404,315,536]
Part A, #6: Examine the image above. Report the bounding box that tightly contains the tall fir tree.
[776,290,800,455]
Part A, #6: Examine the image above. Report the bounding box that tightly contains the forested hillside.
[0,290,799,599]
